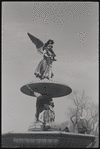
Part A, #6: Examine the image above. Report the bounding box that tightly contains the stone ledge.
[2,131,95,148]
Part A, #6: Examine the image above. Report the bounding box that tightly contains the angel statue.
[27,33,57,80]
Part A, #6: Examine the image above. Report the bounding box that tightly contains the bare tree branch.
[67,91,98,134]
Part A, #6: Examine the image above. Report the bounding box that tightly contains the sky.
[2,2,98,133]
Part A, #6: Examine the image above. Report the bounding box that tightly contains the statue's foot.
[34,73,43,80]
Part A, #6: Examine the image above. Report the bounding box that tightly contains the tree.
[67,90,98,134]
[67,90,89,132]
[84,102,99,134]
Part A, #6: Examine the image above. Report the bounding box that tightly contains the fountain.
[2,33,95,148]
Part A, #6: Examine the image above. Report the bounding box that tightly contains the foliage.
[67,90,99,135]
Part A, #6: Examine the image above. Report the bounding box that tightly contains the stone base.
[28,122,42,131]
[2,131,95,148]
[28,122,60,131]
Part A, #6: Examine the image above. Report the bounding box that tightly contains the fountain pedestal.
[2,81,95,148]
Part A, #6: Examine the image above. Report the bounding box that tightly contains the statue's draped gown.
[34,48,54,79]
[27,33,56,80]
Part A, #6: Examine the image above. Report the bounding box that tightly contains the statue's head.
[43,39,54,50]
[47,39,54,45]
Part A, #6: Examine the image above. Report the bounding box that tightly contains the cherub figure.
[27,33,57,80]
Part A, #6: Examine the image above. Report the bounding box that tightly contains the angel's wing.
[27,33,44,54]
